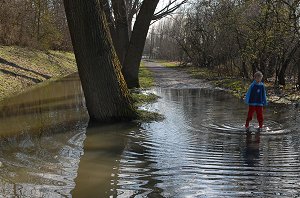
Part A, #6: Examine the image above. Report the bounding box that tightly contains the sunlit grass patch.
[131,92,159,107]
[186,67,218,80]
[139,61,154,88]
[213,78,249,98]
[133,62,164,122]
[131,92,163,122]
[0,45,77,100]
[136,109,165,122]
[157,60,180,68]
[163,63,250,99]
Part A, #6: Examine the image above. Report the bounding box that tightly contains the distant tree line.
[147,0,300,87]
[0,0,72,50]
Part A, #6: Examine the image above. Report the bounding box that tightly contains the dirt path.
[144,60,300,105]
[144,60,211,89]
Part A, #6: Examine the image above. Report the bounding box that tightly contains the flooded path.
[0,64,300,197]
[143,60,211,89]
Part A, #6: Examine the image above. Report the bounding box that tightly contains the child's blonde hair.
[254,71,263,79]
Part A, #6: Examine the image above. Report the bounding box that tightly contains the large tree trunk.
[242,61,248,79]
[63,0,136,122]
[122,0,159,88]
[111,0,130,64]
[102,0,117,45]
[278,62,288,86]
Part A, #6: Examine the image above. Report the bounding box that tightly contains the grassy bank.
[133,61,162,122]
[0,45,77,100]
[0,46,156,101]
[0,45,161,121]
[159,60,300,104]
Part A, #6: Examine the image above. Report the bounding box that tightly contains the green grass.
[213,78,249,98]
[0,46,163,121]
[136,109,165,122]
[185,66,250,98]
[132,61,164,122]
[139,61,154,88]
[131,92,159,107]
[158,60,180,68]
[186,67,217,80]
[0,45,77,100]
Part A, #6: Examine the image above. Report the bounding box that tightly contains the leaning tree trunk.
[102,0,117,45]
[111,0,130,65]
[63,0,136,122]
[122,0,159,88]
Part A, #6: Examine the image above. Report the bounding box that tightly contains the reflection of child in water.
[245,71,267,131]
[244,133,260,167]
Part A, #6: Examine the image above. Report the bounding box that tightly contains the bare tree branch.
[152,0,188,21]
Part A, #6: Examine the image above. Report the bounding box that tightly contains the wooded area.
[0,0,71,50]
[4,0,300,120]
[0,0,186,88]
[0,0,186,121]
[147,0,300,87]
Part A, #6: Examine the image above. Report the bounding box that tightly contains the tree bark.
[101,0,117,45]
[126,0,140,37]
[122,0,159,88]
[63,0,136,122]
[111,0,130,64]
[242,61,248,79]
[278,62,288,86]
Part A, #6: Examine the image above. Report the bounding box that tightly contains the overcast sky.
[155,0,186,15]
[156,0,176,12]
[157,0,167,10]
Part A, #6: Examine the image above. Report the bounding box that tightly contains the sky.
[155,0,187,16]
[157,0,168,10]
[156,0,177,12]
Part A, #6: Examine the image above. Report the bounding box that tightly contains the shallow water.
[0,74,300,197]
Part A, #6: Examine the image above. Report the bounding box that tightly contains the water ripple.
[114,88,300,197]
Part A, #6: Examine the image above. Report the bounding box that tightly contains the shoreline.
[0,45,78,101]
[155,60,300,106]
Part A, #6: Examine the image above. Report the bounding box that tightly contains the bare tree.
[160,0,300,86]
[121,0,159,88]
[99,0,188,88]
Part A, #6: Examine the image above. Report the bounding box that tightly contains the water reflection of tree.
[112,124,164,197]
[0,74,89,196]
[0,74,88,137]
[0,124,87,197]
[70,122,164,197]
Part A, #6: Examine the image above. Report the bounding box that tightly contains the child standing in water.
[245,71,267,131]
